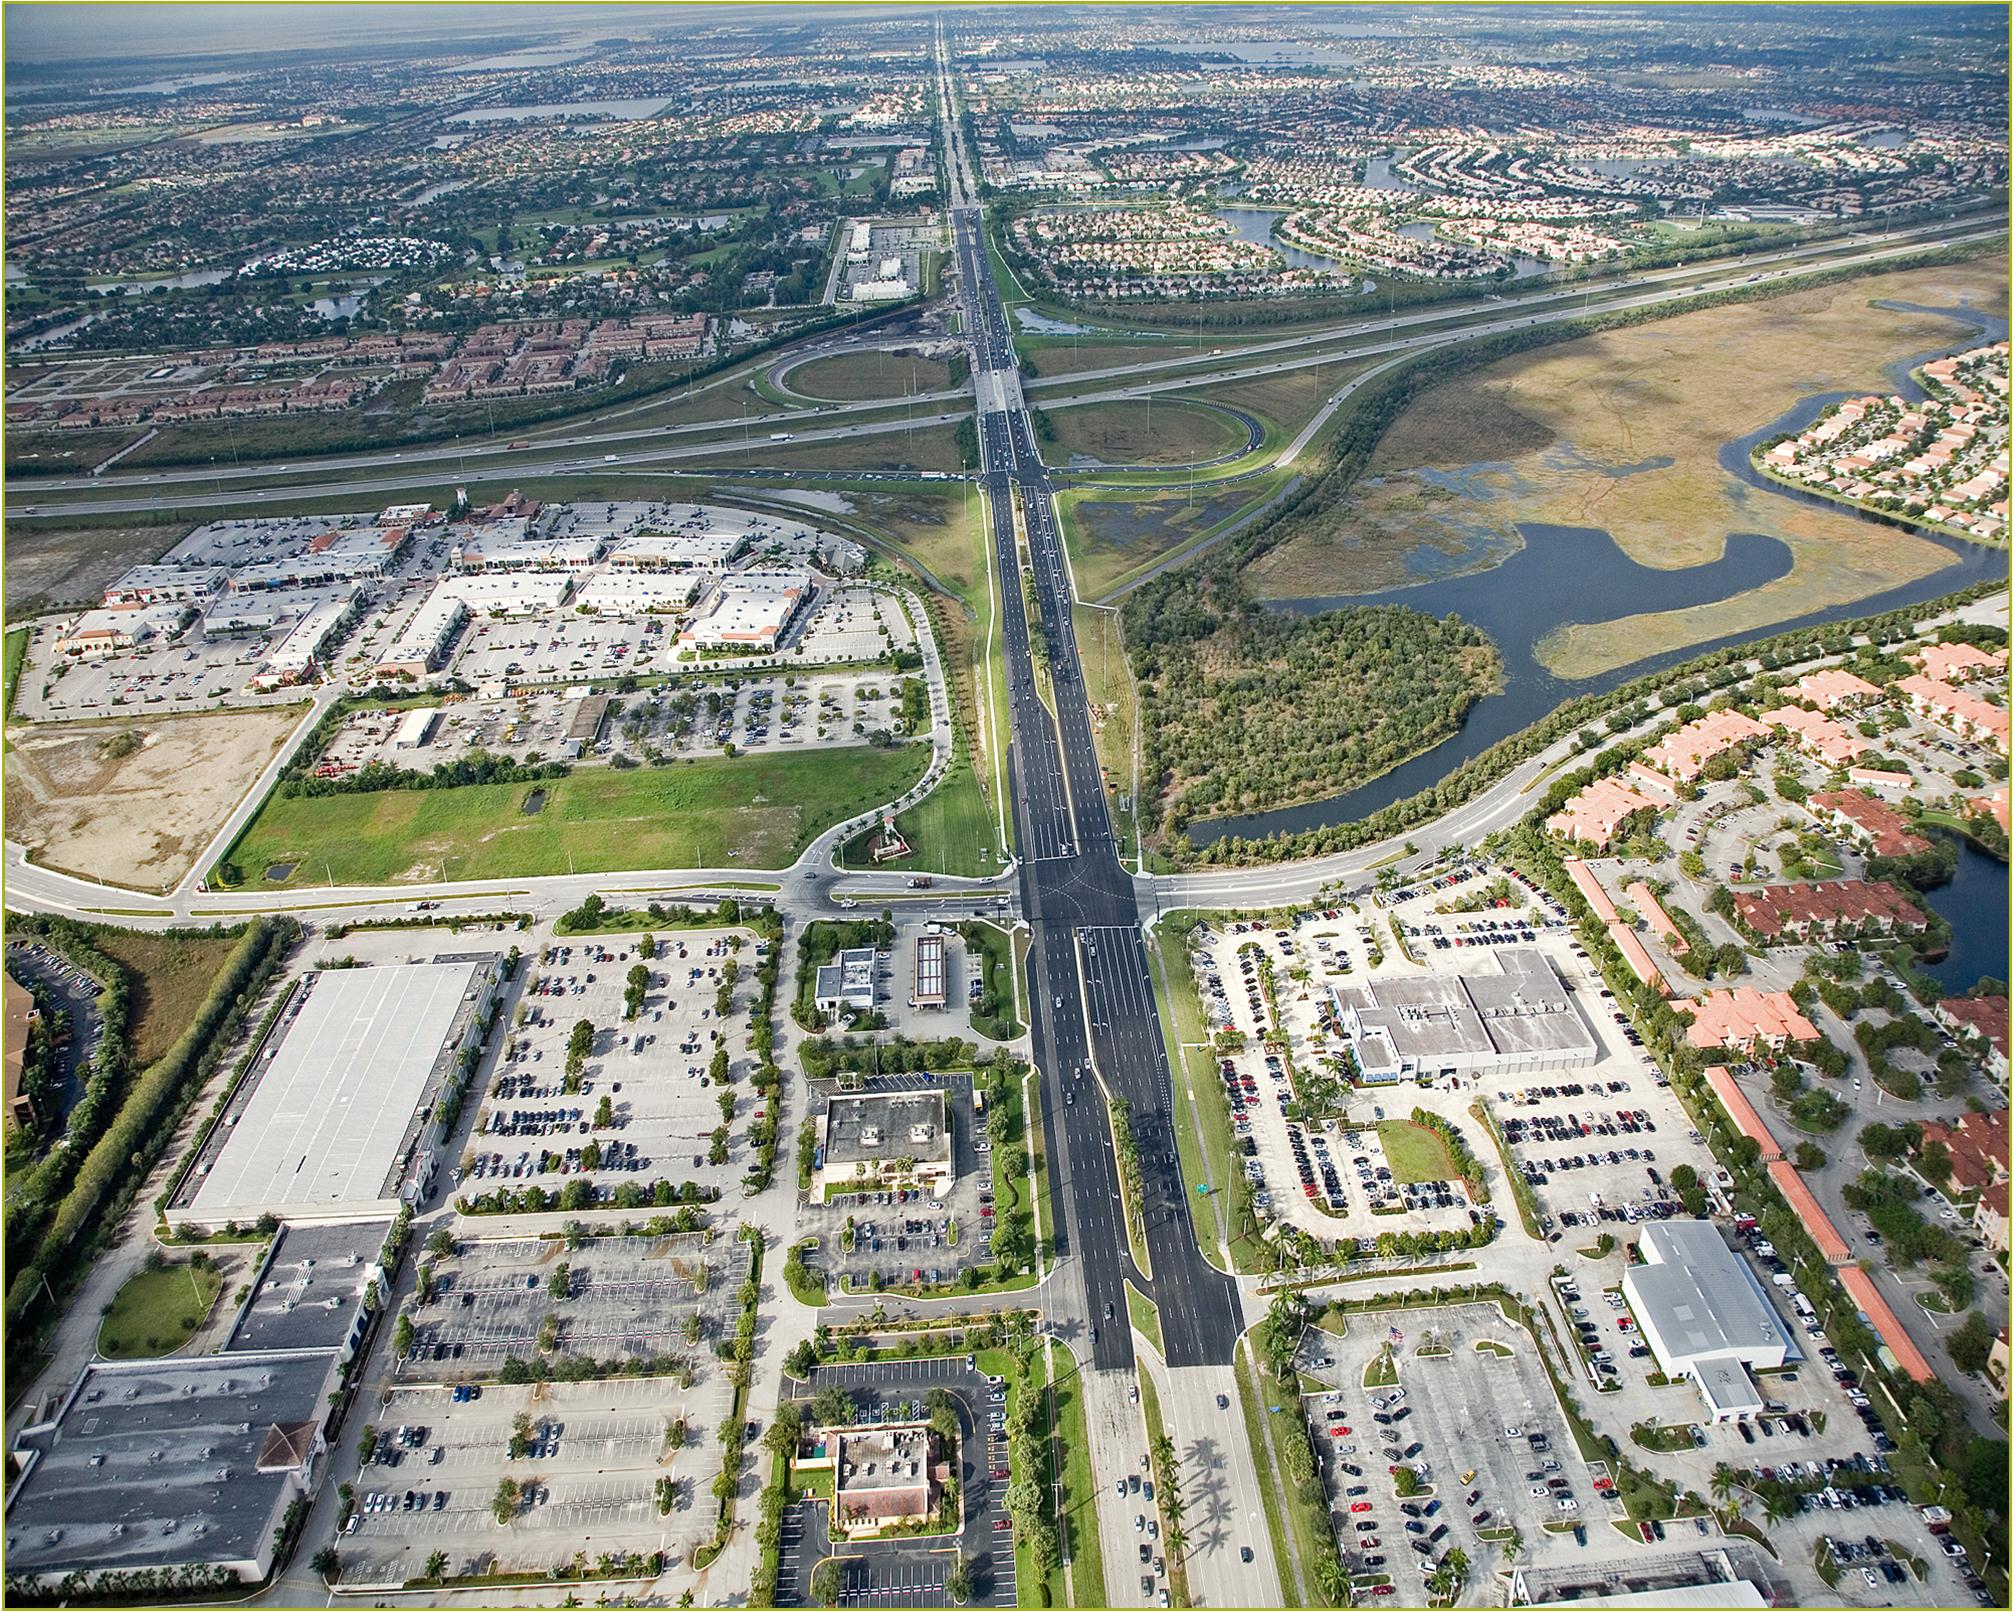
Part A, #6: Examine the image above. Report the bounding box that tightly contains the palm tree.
[1762,1488,1796,1526]
[424,1551,449,1583]
[1708,1462,1738,1510]
[946,1553,974,1606]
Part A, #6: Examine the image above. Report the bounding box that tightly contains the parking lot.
[463,925,767,1206]
[338,1374,725,1585]
[1298,1303,1630,1590]
[449,611,662,688]
[4,938,106,1119]
[804,1074,995,1294]
[407,1231,749,1373]
[22,610,342,718]
[776,1355,1016,1609]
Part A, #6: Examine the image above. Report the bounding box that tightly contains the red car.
[1616,1317,1633,1331]
[1350,1502,1372,1514]
[1372,1587,1395,1597]
[1359,1538,1380,1550]
[994,1518,1012,1532]
[1334,1425,1352,1435]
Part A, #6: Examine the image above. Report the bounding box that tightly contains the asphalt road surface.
[954,202,1243,1373]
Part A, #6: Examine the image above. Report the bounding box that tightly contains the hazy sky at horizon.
[1,3,775,66]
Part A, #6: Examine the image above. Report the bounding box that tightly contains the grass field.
[1245,254,2009,678]
[1377,1119,1457,1185]
[1041,398,1248,467]
[223,746,930,887]
[790,351,955,402]
[1020,338,1178,379]
[98,1260,223,1359]
[1185,353,1380,442]
[1049,1341,1106,1610]
[830,483,1012,878]
[94,930,243,1067]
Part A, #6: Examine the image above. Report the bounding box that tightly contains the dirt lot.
[5,705,304,890]
[1246,255,2009,675]
[2,521,187,617]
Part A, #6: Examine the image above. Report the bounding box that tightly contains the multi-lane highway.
[947,113,1244,1371]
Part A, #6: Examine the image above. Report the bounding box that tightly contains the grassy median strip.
[1134,1368,1191,1610]
[1126,1281,1164,1358]
[1232,1340,1300,1608]
[1049,1342,1105,1611]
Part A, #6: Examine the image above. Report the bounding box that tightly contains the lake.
[1187,302,2014,847]
[1921,834,2009,995]
[1215,206,1349,273]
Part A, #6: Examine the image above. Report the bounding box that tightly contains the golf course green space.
[221,745,931,887]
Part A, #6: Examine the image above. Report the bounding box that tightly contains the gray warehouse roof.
[1624,1220,1794,1367]
[1334,948,1594,1062]
[188,962,482,1223]
[825,1090,951,1170]
[7,1353,333,1581]
[226,1220,389,1355]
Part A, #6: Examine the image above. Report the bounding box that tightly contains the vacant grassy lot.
[1186,353,1380,440]
[1043,397,1248,467]
[1019,337,1178,378]
[224,745,930,886]
[1378,1119,1456,1185]
[1072,602,1139,860]
[789,350,955,402]
[94,930,242,1067]
[98,1260,223,1359]
[1247,255,2008,677]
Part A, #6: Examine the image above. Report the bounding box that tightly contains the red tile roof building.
[1730,879,1927,941]
[1916,1109,2009,1194]
[1683,987,1820,1052]
[1548,777,1660,848]
[1911,641,2006,685]
[1805,789,1931,859]
[1641,709,1770,782]
[1758,704,1868,768]
[1792,668,1883,709]
[1934,994,2009,1082]
[1893,674,2012,754]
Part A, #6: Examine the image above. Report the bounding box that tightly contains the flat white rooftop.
[188,962,479,1223]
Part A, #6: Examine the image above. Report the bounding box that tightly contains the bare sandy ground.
[6,706,303,891]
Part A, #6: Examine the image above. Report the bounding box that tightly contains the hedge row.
[5,917,297,1370]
